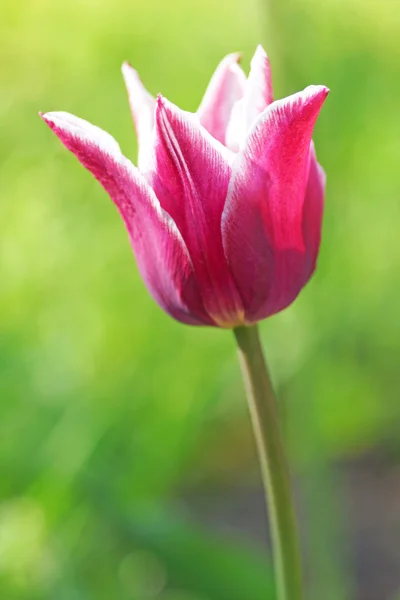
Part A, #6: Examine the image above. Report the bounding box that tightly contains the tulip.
[41,45,328,329]
[41,46,330,600]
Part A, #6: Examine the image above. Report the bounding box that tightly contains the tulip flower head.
[41,46,328,328]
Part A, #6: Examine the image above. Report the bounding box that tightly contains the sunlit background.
[1,0,399,598]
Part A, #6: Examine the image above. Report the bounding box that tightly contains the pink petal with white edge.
[226,45,274,152]
[41,111,211,326]
[197,52,247,147]
[152,96,244,326]
[222,85,329,322]
[122,62,156,171]
[246,45,274,115]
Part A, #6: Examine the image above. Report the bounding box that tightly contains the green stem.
[233,324,303,600]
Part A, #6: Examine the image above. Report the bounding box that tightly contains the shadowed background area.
[1,0,399,599]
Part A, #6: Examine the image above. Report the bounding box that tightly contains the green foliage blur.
[1,0,399,598]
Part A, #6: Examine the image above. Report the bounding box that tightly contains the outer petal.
[197,53,247,146]
[151,97,244,327]
[222,85,329,322]
[302,141,326,280]
[122,62,156,171]
[41,111,211,326]
[226,45,274,152]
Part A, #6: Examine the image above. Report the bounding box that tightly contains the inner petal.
[151,96,245,326]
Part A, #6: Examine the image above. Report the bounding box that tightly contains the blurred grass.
[1,0,399,598]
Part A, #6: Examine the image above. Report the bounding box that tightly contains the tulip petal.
[197,53,247,146]
[226,45,274,152]
[122,62,156,171]
[222,85,329,321]
[245,45,274,116]
[41,111,211,325]
[302,142,326,280]
[152,97,244,326]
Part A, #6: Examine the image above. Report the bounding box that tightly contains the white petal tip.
[296,86,330,109]
[155,95,183,127]
[156,94,173,112]
[307,85,330,96]
[40,111,84,129]
[41,111,122,154]
[231,51,242,63]
[40,111,69,127]
[219,51,242,66]
[254,44,268,57]
[122,61,136,75]
[121,61,140,83]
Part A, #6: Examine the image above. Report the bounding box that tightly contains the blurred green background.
[1,0,399,598]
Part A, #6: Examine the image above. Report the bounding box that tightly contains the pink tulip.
[41,45,329,328]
